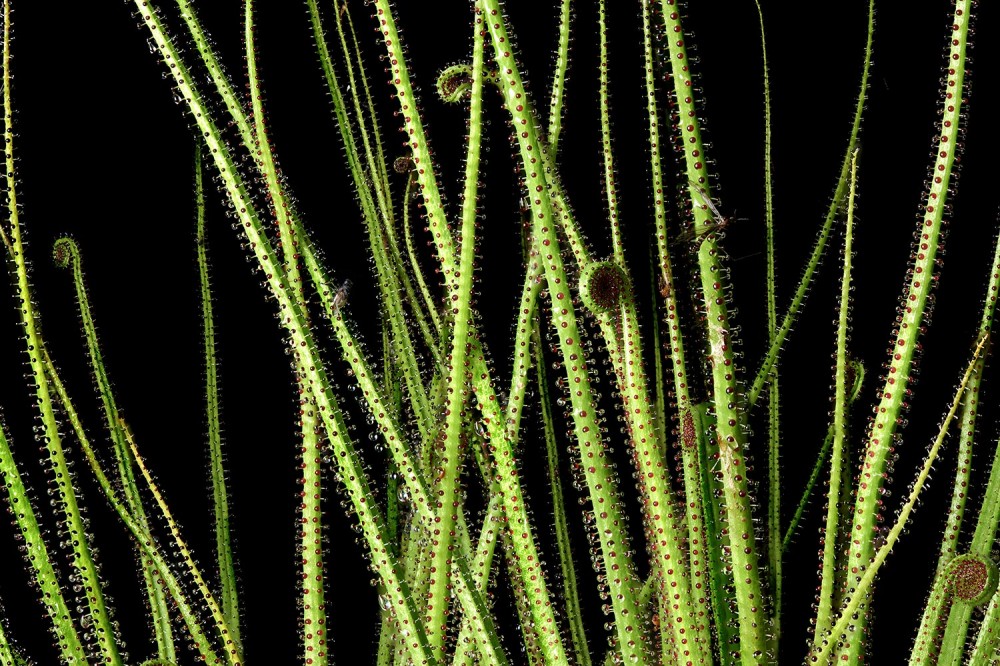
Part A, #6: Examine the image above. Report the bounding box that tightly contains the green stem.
[194,142,239,658]
[597,0,623,264]
[425,15,485,654]
[53,237,175,661]
[837,3,972,660]
[659,2,768,658]
[547,0,573,154]
[781,361,864,556]
[136,4,444,663]
[44,352,231,665]
[122,422,244,666]
[3,5,121,661]
[909,569,953,665]
[244,3,327,662]
[0,419,87,664]
[810,335,986,664]
[968,592,1000,666]
[535,325,591,666]
[814,149,859,640]
[746,0,875,414]
[913,227,1000,664]
[752,0,781,643]
[639,2,714,657]
[480,3,651,662]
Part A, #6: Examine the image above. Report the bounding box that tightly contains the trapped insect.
[333,280,352,312]
[675,179,731,245]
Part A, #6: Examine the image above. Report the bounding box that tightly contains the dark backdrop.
[2,1,999,663]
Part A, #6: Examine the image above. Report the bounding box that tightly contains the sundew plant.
[1,0,1000,664]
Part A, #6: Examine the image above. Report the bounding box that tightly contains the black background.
[2,0,999,663]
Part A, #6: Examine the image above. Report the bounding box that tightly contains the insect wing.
[673,225,699,245]
[671,179,730,245]
[687,179,726,226]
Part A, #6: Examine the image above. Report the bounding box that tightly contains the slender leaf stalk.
[52,237,175,661]
[0,2,996,666]
[658,2,768,657]
[426,14,485,654]
[43,351,231,665]
[0,420,87,664]
[837,3,972,660]
[746,0,875,412]
[3,5,121,661]
[194,142,240,658]
[814,149,859,639]
[810,334,987,665]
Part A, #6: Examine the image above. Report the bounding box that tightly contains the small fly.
[332,279,352,313]
[676,179,730,245]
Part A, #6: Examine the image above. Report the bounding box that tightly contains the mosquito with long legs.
[676,178,733,245]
